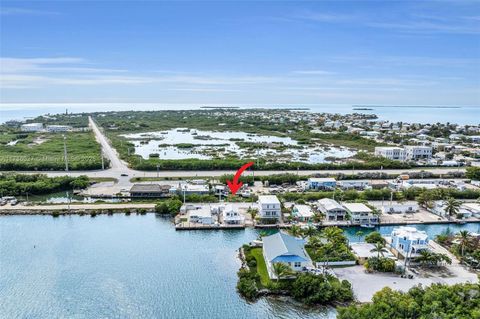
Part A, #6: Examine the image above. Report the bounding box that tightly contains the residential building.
[257,195,281,220]
[188,207,213,225]
[222,204,244,225]
[307,177,336,190]
[262,232,313,279]
[129,184,171,198]
[46,125,72,132]
[390,226,429,258]
[343,203,378,225]
[404,145,432,160]
[374,147,405,161]
[20,123,43,132]
[171,183,209,195]
[350,242,396,265]
[291,204,314,222]
[381,202,419,214]
[317,198,348,221]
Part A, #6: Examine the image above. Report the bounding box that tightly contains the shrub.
[365,231,386,245]
[365,257,395,272]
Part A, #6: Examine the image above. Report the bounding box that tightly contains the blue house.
[307,178,336,190]
[262,232,312,279]
[390,226,429,258]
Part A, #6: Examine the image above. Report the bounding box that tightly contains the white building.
[222,204,244,225]
[20,123,43,132]
[343,203,379,225]
[374,147,406,161]
[258,195,281,220]
[381,202,419,214]
[292,204,314,222]
[46,125,72,132]
[317,198,348,221]
[188,207,213,225]
[404,145,432,160]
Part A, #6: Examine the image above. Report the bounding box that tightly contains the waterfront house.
[381,202,419,214]
[307,177,336,190]
[188,207,213,225]
[130,184,171,198]
[317,198,348,221]
[257,195,281,221]
[343,203,378,225]
[222,204,244,225]
[291,204,314,222]
[390,226,429,258]
[262,232,312,279]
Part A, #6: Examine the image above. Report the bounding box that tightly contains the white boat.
[360,224,376,228]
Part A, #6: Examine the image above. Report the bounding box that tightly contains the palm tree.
[272,262,291,282]
[370,242,388,258]
[444,197,461,220]
[302,225,317,238]
[289,225,301,237]
[355,230,364,242]
[458,230,471,257]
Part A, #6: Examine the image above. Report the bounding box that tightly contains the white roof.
[293,205,314,217]
[308,177,336,183]
[317,198,345,211]
[343,203,372,213]
[189,207,212,218]
[392,226,428,241]
[258,195,280,205]
[351,243,395,259]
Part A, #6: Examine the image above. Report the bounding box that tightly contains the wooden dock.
[175,223,245,230]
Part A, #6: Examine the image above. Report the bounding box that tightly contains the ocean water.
[1,214,479,319]
[0,215,336,319]
[1,103,479,125]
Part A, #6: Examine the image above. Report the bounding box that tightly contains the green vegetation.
[337,283,480,319]
[415,250,452,268]
[365,231,386,245]
[236,269,259,300]
[311,132,386,151]
[0,174,90,196]
[154,198,183,216]
[436,230,479,269]
[248,247,270,287]
[0,131,104,170]
[365,257,396,273]
[291,273,353,305]
[306,227,356,262]
[466,167,480,180]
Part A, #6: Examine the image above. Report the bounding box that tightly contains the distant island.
[353,105,462,109]
[352,107,373,110]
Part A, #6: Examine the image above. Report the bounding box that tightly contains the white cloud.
[0,7,60,16]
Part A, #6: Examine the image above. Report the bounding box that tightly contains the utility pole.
[157,164,160,178]
[63,134,69,172]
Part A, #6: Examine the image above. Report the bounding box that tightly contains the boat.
[360,224,376,228]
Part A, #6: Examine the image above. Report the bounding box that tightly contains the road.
[1,116,468,187]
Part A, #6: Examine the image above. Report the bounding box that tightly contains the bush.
[291,273,353,305]
[365,257,395,272]
[236,269,259,300]
[155,198,182,216]
[365,231,386,245]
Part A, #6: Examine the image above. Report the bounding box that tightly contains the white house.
[262,232,313,279]
[20,123,43,132]
[257,195,281,220]
[307,177,336,190]
[404,145,432,160]
[381,202,419,214]
[222,204,244,225]
[374,147,406,161]
[291,204,314,222]
[188,207,213,225]
[317,198,348,221]
[343,203,379,225]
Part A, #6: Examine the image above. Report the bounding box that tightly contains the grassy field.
[250,248,271,287]
[0,131,105,170]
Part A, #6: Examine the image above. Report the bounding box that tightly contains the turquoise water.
[1,104,479,125]
[1,215,478,319]
[0,215,335,319]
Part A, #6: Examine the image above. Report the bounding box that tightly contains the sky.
[0,0,479,106]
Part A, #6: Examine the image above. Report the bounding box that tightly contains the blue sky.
[0,1,479,106]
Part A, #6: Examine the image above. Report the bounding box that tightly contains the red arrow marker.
[227,161,254,195]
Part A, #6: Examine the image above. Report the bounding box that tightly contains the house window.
[294,262,301,268]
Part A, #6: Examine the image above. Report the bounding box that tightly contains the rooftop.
[263,232,311,263]
[392,226,428,241]
[258,195,280,205]
[343,203,372,214]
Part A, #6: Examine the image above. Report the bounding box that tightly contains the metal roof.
[262,232,311,263]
